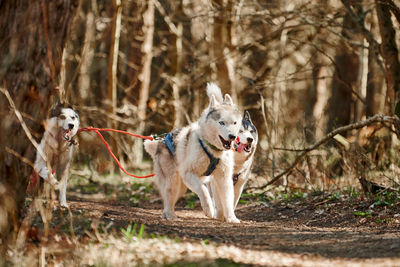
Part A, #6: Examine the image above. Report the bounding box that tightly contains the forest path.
[67,197,400,266]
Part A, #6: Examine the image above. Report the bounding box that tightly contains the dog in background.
[32,104,79,207]
[231,111,258,208]
[144,83,242,223]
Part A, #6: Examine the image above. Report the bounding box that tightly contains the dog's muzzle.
[219,135,233,150]
[235,139,252,153]
[62,129,72,141]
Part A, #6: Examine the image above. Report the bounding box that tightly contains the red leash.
[78,127,155,178]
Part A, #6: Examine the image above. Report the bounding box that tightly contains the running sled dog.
[209,110,258,219]
[144,83,242,223]
[32,104,80,207]
[231,111,258,209]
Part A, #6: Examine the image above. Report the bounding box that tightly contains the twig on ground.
[260,114,400,190]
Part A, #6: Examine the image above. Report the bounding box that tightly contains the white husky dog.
[144,83,242,223]
[32,104,80,207]
[209,111,258,219]
[231,111,258,208]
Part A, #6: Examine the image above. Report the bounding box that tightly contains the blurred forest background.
[1,0,400,253]
[62,0,400,187]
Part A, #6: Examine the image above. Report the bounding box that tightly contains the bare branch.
[261,114,400,189]
[0,86,47,163]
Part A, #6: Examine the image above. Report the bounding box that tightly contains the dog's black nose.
[228,134,236,141]
[247,137,253,143]
[68,123,74,130]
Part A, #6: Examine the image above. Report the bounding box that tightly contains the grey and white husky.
[209,111,258,219]
[144,83,242,223]
[32,104,80,207]
[232,111,258,208]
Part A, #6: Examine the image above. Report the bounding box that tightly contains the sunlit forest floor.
[8,168,400,266]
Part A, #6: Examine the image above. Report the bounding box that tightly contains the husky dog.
[231,111,258,208]
[32,104,80,207]
[144,83,242,223]
[209,111,258,219]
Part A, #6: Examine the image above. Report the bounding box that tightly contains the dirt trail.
[67,197,400,265]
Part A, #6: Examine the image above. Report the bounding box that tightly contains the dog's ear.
[223,94,233,106]
[209,95,217,109]
[244,110,252,122]
[49,104,62,118]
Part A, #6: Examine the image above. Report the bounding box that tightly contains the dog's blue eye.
[219,121,225,126]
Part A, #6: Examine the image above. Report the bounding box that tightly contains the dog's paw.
[162,211,178,220]
[216,213,224,221]
[59,201,69,208]
[225,216,240,223]
[203,207,215,219]
[49,174,59,187]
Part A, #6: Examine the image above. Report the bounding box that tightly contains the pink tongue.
[236,143,246,153]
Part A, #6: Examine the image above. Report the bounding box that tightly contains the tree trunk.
[365,20,384,117]
[0,0,78,250]
[210,0,236,101]
[375,0,400,116]
[327,0,363,132]
[171,0,184,128]
[108,0,122,118]
[133,0,154,165]
[78,5,96,101]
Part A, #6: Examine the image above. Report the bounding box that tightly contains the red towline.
[78,127,155,178]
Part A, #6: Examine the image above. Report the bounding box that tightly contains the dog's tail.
[206,82,223,103]
[144,139,158,159]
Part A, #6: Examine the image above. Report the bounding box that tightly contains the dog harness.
[198,138,220,176]
[163,130,220,176]
[163,133,175,156]
[233,172,241,185]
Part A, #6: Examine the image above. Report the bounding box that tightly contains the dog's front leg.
[58,167,70,208]
[233,169,250,209]
[233,178,247,210]
[57,150,73,208]
[35,153,58,186]
[182,172,214,218]
[212,170,240,223]
[209,178,224,220]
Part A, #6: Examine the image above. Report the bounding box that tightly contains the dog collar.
[198,138,220,176]
[202,138,223,152]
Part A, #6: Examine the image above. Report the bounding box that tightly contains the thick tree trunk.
[327,0,363,131]
[375,0,400,116]
[0,0,78,250]
[365,21,384,117]
[78,4,96,101]
[210,0,237,101]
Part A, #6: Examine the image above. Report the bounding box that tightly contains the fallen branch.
[261,114,400,190]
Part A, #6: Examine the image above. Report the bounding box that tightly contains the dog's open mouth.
[62,129,71,141]
[219,135,232,150]
[235,142,252,153]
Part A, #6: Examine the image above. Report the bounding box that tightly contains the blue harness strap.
[198,138,220,176]
[164,133,175,156]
